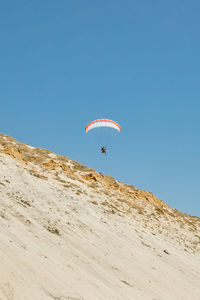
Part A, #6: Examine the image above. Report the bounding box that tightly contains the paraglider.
[85,119,121,155]
[101,146,107,155]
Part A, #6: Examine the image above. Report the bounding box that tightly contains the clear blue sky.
[0,1,200,217]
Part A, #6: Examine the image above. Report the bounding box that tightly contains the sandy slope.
[0,134,199,300]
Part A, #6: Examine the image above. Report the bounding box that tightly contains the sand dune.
[0,133,199,300]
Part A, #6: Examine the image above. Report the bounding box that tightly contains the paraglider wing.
[85,119,121,133]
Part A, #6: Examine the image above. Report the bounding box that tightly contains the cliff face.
[0,133,199,300]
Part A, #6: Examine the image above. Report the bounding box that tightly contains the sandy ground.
[0,137,199,300]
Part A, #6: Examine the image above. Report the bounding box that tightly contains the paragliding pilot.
[101,146,107,155]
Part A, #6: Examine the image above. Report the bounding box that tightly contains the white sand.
[0,145,199,300]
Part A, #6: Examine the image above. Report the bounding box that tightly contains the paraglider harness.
[101,146,107,155]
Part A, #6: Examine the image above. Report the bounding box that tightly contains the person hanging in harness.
[101,146,107,155]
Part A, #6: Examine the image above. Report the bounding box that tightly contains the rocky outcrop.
[0,133,166,209]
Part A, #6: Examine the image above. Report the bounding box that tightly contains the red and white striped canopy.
[85,119,121,133]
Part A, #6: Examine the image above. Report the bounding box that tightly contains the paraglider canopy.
[85,119,121,133]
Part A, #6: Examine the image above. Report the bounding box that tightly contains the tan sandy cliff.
[0,133,199,300]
